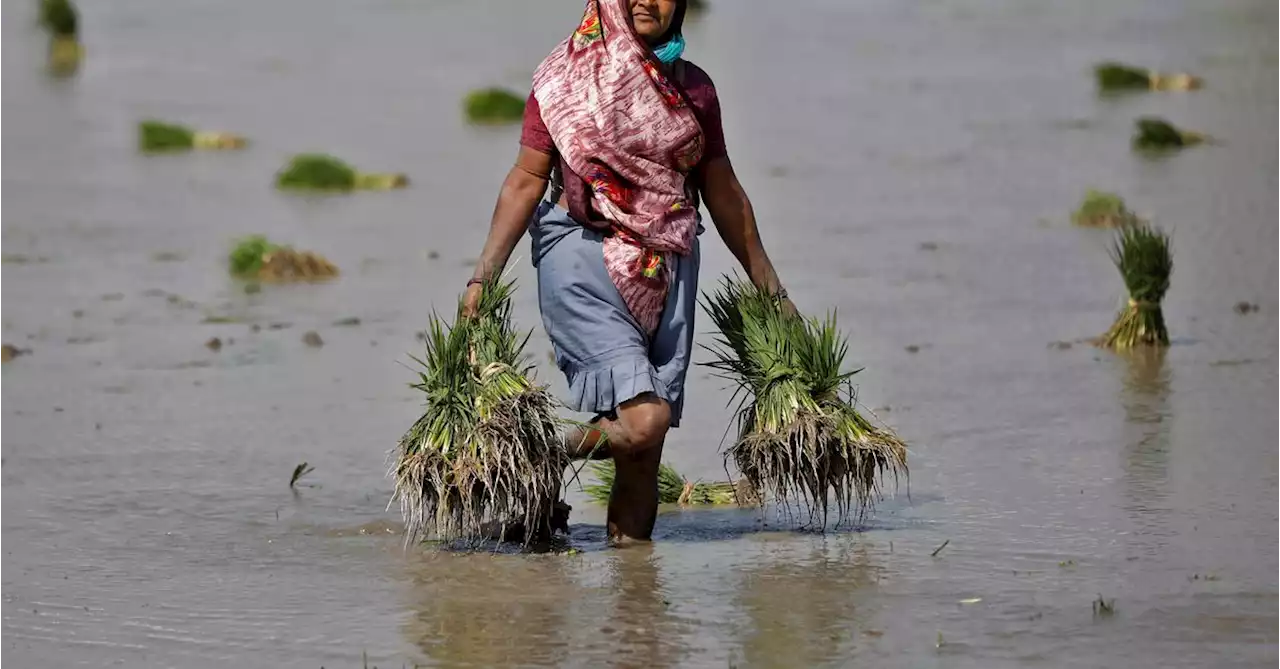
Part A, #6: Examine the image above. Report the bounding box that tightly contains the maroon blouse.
[520,60,728,227]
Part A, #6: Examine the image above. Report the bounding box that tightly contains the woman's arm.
[462,146,554,315]
[701,156,793,309]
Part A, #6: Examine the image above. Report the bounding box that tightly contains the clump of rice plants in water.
[462,88,525,125]
[389,278,569,547]
[1132,117,1208,151]
[702,277,907,527]
[40,0,82,75]
[1072,190,1143,228]
[1099,225,1172,349]
[228,235,339,283]
[1094,61,1202,93]
[138,120,247,152]
[275,154,408,192]
[583,460,758,506]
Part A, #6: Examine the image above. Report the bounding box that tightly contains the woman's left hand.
[779,296,799,318]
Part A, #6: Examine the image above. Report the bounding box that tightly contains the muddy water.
[3,0,1276,666]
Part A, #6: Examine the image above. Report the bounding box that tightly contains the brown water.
[3,0,1277,666]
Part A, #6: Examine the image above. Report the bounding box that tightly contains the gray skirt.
[529,201,701,427]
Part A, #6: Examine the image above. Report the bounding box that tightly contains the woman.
[462,0,792,544]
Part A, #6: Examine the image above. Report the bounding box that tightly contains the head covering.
[531,0,705,334]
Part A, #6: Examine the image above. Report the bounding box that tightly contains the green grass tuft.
[1094,62,1150,91]
[463,88,526,125]
[1132,117,1206,151]
[1100,225,1172,349]
[229,235,280,277]
[1071,189,1143,228]
[138,120,195,151]
[39,0,77,37]
[276,153,358,190]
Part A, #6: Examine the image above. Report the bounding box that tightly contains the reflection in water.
[402,551,575,667]
[600,547,686,669]
[1117,347,1174,551]
[734,541,881,667]
[401,546,688,668]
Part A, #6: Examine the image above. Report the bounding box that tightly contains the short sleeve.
[519,92,556,155]
[698,87,728,162]
[679,62,727,163]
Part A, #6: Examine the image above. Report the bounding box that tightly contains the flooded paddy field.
[3,0,1276,666]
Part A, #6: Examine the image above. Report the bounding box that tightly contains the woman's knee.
[617,395,671,452]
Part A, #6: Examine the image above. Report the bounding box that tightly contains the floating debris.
[290,462,315,488]
[205,337,223,351]
[1094,61,1202,92]
[1071,190,1144,228]
[1099,226,1172,349]
[1132,117,1209,151]
[1233,301,1260,315]
[389,278,568,547]
[138,120,248,152]
[702,276,907,527]
[583,460,758,506]
[931,539,951,557]
[1,344,28,363]
[301,331,324,348]
[332,317,361,327]
[228,235,339,283]
[462,88,526,125]
[275,154,408,192]
[1092,594,1115,617]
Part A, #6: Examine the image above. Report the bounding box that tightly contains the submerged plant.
[40,0,81,75]
[1100,225,1172,349]
[138,120,247,152]
[275,154,408,192]
[389,278,569,547]
[1071,190,1143,228]
[1132,117,1208,151]
[702,277,907,527]
[583,460,758,506]
[462,88,526,125]
[1094,61,1201,93]
[228,235,338,282]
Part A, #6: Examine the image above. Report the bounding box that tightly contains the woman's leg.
[573,393,671,542]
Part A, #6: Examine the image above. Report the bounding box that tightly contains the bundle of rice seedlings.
[702,277,907,527]
[462,88,525,125]
[40,0,82,74]
[1100,225,1172,349]
[1094,61,1202,92]
[275,154,408,192]
[1132,117,1208,151]
[1071,189,1144,228]
[228,235,339,282]
[389,278,569,546]
[583,461,758,507]
[138,120,247,152]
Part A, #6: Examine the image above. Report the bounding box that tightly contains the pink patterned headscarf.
[532,0,705,335]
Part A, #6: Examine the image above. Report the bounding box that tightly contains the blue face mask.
[652,34,685,64]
